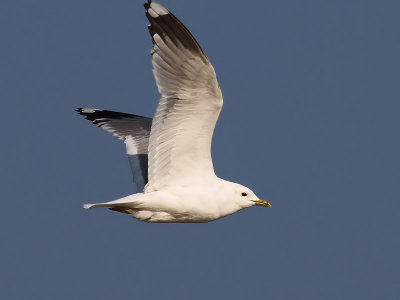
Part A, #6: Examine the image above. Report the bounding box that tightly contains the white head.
[223,181,271,210]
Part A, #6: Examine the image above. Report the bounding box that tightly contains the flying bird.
[76,0,271,222]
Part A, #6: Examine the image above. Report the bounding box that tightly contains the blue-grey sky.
[1,0,399,299]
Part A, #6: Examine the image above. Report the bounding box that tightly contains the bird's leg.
[108,207,137,214]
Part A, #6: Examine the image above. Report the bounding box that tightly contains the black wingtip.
[76,108,151,124]
[144,0,151,10]
[144,0,206,57]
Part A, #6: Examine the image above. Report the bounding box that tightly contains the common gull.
[76,1,271,222]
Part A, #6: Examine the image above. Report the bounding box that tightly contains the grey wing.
[76,108,152,192]
[144,1,223,192]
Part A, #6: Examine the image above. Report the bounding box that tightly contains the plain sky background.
[1,0,399,299]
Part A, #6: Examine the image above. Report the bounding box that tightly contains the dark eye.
[241,192,247,197]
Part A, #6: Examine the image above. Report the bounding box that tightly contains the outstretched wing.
[144,1,223,192]
[76,108,152,192]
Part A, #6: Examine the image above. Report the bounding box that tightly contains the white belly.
[131,184,242,223]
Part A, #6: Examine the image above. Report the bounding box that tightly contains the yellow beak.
[252,200,271,207]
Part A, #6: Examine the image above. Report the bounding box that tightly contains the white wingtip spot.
[150,2,169,15]
[153,33,162,44]
[80,108,99,113]
[83,204,93,209]
[148,7,158,18]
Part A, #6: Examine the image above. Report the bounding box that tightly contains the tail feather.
[83,194,140,210]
